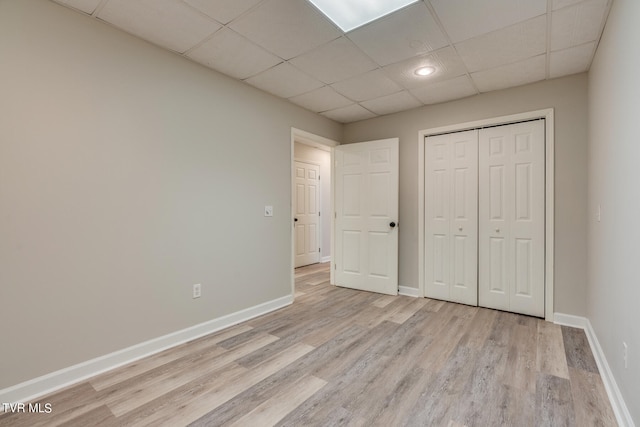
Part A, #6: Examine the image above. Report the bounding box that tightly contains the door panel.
[479,120,544,317]
[335,138,399,295]
[294,161,321,268]
[425,130,478,306]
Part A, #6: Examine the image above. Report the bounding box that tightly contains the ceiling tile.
[347,2,448,66]
[289,86,353,112]
[52,0,102,14]
[471,54,546,92]
[551,0,608,51]
[410,75,477,105]
[382,46,468,89]
[245,62,324,98]
[289,37,377,84]
[321,104,377,123]
[228,0,342,60]
[97,0,222,53]
[183,0,262,24]
[331,70,403,102]
[429,0,547,43]
[455,15,546,73]
[552,0,588,10]
[187,28,281,79]
[360,91,422,116]
[549,42,596,78]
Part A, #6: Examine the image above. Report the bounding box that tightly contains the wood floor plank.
[8,263,615,426]
[90,323,253,391]
[229,374,327,427]
[0,383,104,427]
[535,373,577,426]
[120,343,315,426]
[502,321,538,393]
[104,333,279,416]
[569,366,617,427]
[562,325,600,374]
[537,320,570,379]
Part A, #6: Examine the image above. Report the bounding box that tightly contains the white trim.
[291,128,339,292]
[399,286,420,298]
[418,109,555,321]
[321,256,331,263]
[554,313,635,427]
[0,295,293,405]
[553,312,589,329]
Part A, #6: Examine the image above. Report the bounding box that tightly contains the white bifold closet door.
[425,130,478,306]
[479,120,545,317]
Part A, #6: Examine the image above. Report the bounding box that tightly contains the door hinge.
[318,211,321,216]
[334,212,337,218]
[319,248,321,252]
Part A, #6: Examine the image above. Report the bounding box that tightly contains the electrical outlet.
[623,342,628,369]
[264,205,273,217]
[193,283,201,299]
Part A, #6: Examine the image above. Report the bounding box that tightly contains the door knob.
[390,222,396,228]
[458,226,463,231]
[294,218,298,222]
[496,228,500,233]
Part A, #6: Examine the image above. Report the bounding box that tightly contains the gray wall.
[0,0,341,389]
[294,143,332,261]
[588,0,640,422]
[344,74,589,317]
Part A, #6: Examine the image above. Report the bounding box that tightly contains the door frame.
[417,108,555,321]
[290,128,339,296]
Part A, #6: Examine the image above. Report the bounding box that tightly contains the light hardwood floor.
[0,263,616,426]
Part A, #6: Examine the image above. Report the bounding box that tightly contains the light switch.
[264,205,273,217]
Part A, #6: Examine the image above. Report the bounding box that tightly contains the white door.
[425,130,478,306]
[479,120,545,317]
[294,161,321,268]
[335,138,399,295]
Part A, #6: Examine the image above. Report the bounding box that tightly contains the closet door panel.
[425,130,478,306]
[479,120,545,317]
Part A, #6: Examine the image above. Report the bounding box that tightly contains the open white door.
[334,138,399,295]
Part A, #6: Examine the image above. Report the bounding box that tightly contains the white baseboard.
[553,312,589,329]
[0,294,293,405]
[554,313,635,427]
[398,286,420,298]
[321,256,331,263]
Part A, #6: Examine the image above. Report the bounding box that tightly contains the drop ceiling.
[52,0,612,123]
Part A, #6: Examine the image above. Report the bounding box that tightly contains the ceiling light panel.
[307,0,420,32]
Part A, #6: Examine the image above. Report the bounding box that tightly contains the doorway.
[291,128,338,295]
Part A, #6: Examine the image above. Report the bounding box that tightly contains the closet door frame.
[418,109,555,322]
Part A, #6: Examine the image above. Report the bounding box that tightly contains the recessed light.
[415,66,436,76]
[307,0,420,33]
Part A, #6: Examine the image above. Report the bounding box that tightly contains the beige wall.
[344,74,589,316]
[588,0,640,422]
[0,0,341,389]
[294,143,331,261]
